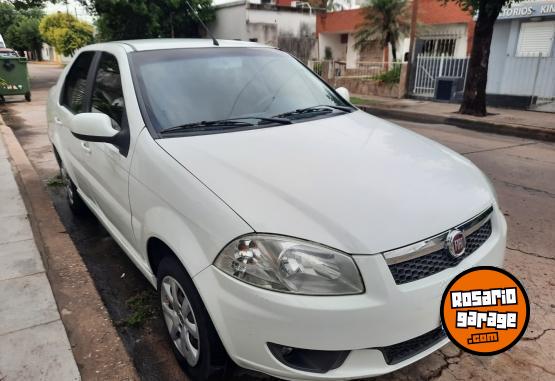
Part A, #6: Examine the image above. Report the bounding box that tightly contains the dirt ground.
[1,63,553,381]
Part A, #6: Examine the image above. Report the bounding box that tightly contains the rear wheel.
[157,256,230,381]
[60,163,87,215]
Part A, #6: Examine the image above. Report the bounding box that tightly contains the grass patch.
[119,291,156,328]
[46,174,64,187]
[350,97,380,106]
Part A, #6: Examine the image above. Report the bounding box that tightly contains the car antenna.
[184,0,219,46]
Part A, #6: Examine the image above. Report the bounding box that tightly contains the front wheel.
[157,256,230,381]
[60,163,87,215]
[25,91,31,102]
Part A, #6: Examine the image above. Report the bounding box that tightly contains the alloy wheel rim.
[161,275,200,366]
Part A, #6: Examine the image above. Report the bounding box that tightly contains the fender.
[129,130,253,285]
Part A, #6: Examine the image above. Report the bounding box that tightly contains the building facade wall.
[316,1,475,62]
[211,4,249,40]
[487,16,555,98]
[416,0,474,55]
[212,3,318,61]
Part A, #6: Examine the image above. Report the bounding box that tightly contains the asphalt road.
[1,63,553,381]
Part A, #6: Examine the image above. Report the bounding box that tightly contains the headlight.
[214,234,364,295]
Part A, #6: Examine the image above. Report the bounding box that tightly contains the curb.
[359,105,555,142]
[0,121,139,380]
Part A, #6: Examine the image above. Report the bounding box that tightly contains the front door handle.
[54,116,63,125]
[81,141,91,153]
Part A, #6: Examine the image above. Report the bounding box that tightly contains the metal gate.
[411,54,469,98]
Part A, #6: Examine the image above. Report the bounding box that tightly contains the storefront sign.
[498,2,555,20]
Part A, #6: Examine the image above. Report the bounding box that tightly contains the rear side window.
[61,51,95,113]
[90,53,125,129]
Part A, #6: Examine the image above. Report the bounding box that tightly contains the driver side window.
[91,53,125,130]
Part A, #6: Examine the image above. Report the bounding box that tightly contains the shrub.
[372,63,401,85]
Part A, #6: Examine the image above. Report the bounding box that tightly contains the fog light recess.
[267,343,350,373]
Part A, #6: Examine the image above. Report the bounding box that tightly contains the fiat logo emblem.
[447,230,466,258]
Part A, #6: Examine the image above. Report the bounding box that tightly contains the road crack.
[506,246,554,261]
[522,328,554,341]
[427,349,464,381]
[461,142,538,155]
[495,180,555,198]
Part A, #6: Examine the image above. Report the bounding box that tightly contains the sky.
[44,0,95,24]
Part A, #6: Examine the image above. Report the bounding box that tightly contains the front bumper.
[193,208,507,380]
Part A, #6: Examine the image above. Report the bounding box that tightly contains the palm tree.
[354,0,411,62]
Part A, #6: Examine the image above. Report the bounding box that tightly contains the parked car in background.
[47,39,506,381]
[0,48,19,58]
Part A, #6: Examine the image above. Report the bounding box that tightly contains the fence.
[307,60,330,78]
[411,54,469,98]
[333,61,393,79]
[308,60,399,80]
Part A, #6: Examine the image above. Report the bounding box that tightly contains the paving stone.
[0,214,33,245]
[0,273,60,335]
[0,239,44,281]
[0,320,80,381]
[0,139,7,159]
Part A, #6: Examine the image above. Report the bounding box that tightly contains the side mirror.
[335,87,350,102]
[70,113,118,144]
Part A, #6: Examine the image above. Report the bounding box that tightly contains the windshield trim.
[128,47,357,139]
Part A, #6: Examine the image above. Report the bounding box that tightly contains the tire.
[25,91,31,102]
[157,256,230,381]
[60,163,87,215]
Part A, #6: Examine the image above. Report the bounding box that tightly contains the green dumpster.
[0,51,31,102]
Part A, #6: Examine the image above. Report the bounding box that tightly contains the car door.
[56,50,97,194]
[77,48,137,247]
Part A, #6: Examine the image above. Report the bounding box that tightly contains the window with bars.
[421,38,457,56]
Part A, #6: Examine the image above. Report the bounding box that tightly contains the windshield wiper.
[273,105,354,119]
[161,116,292,134]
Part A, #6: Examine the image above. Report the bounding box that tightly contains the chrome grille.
[384,207,493,285]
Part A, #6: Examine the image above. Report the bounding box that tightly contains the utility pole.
[405,0,419,95]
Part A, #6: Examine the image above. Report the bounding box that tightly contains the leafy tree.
[355,0,411,62]
[5,14,44,58]
[4,0,51,10]
[39,13,94,57]
[82,0,214,41]
[1,3,44,58]
[445,0,521,116]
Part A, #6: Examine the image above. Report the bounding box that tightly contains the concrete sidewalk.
[0,135,80,380]
[353,94,555,142]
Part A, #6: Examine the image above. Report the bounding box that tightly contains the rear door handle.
[81,141,91,153]
[54,116,63,125]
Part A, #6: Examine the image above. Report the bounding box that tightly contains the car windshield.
[130,47,351,133]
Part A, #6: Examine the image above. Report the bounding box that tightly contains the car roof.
[107,38,270,51]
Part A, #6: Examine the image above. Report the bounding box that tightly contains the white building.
[487,1,555,110]
[210,0,320,61]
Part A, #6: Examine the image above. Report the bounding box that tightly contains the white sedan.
[47,39,506,381]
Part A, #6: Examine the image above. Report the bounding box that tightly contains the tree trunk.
[459,1,505,116]
[391,43,397,62]
[170,13,175,38]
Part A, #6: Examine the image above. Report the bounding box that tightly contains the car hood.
[158,111,493,254]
